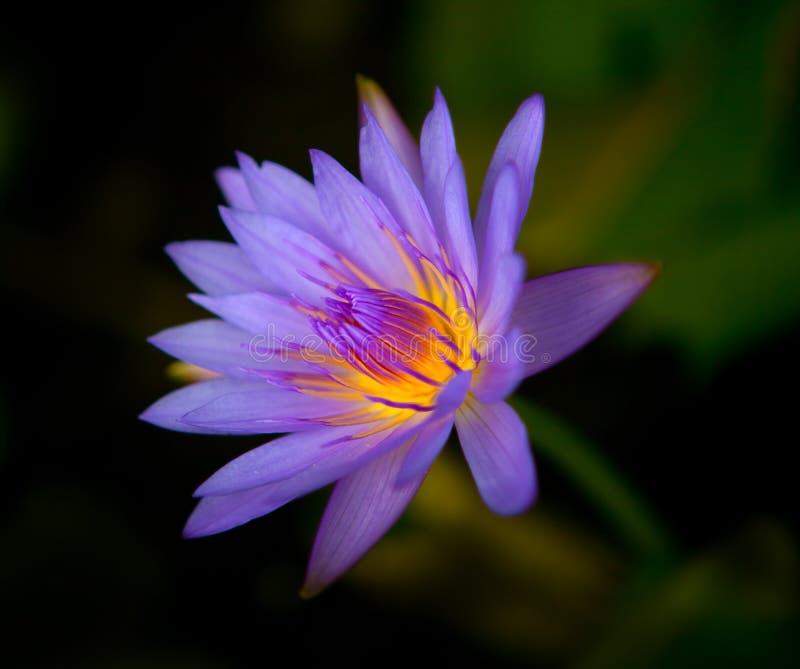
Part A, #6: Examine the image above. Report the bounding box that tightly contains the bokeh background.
[2,0,799,666]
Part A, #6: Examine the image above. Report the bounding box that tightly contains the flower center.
[308,281,477,412]
[274,248,478,421]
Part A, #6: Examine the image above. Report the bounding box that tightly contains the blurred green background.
[1,0,798,667]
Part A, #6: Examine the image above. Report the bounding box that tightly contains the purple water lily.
[142,77,657,595]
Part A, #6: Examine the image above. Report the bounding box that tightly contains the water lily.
[141,77,657,595]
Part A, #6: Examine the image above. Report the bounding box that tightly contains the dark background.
[1,1,799,667]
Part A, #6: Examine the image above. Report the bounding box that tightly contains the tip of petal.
[355,74,382,102]
[182,515,216,539]
[642,260,663,280]
[618,261,662,291]
[522,93,545,116]
[298,582,325,599]
[235,150,258,170]
[138,407,159,425]
[163,240,191,264]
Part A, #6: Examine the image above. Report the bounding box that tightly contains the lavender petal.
[356,75,423,189]
[301,439,424,596]
[165,240,269,296]
[473,94,545,268]
[455,398,537,515]
[510,263,659,377]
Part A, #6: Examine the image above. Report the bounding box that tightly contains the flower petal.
[356,75,423,189]
[165,241,269,296]
[510,263,659,377]
[473,94,545,267]
[301,438,425,596]
[189,292,312,338]
[139,377,269,434]
[181,390,362,434]
[148,319,303,379]
[235,152,331,243]
[214,166,256,211]
[478,252,526,338]
[420,89,478,287]
[194,414,425,497]
[183,484,291,538]
[477,163,521,313]
[455,398,536,515]
[310,150,415,290]
[219,207,359,304]
[359,106,439,259]
[183,415,422,539]
[470,326,526,403]
[396,413,453,485]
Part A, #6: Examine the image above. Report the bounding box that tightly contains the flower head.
[142,78,657,595]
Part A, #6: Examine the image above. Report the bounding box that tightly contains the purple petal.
[148,319,305,379]
[139,377,269,434]
[473,94,545,267]
[477,163,521,312]
[219,207,358,304]
[310,150,415,290]
[478,252,526,338]
[189,292,312,338]
[165,241,269,296]
[510,263,659,378]
[435,369,472,412]
[470,326,526,403]
[183,484,292,538]
[214,166,256,211]
[184,415,427,538]
[442,161,478,288]
[356,75,423,190]
[301,438,425,596]
[396,414,453,485]
[235,152,331,244]
[181,390,361,434]
[195,414,425,496]
[455,398,536,515]
[420,89,478,287]
[359,106,439,259]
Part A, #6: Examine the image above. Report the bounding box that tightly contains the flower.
[141,77,658,595]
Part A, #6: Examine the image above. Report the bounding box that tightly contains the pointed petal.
[181,390,361,434]
[455,398,536,515]
[356,75,423,189]
[442,161,478,288]
[510,263,659,378]
[139,377,269,434]
[473,94,545,264]
[165,241,269,296]
[420,89,478,287]
[184,416,428,538]
[219,207,359,303]
[189,292,312,338]
[147,319,303,378]
[477,163,521,312]
[396,413,453,485]
[301,438,424,596]
[310,150,414,289]
[183,484,291,538]
[194,413,425,496]
[235,152,330,243]
[214,166,256,211]
[478,252,526,337]
[359,106,439,259]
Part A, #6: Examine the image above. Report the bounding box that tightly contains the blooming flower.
[141,77,657,595]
